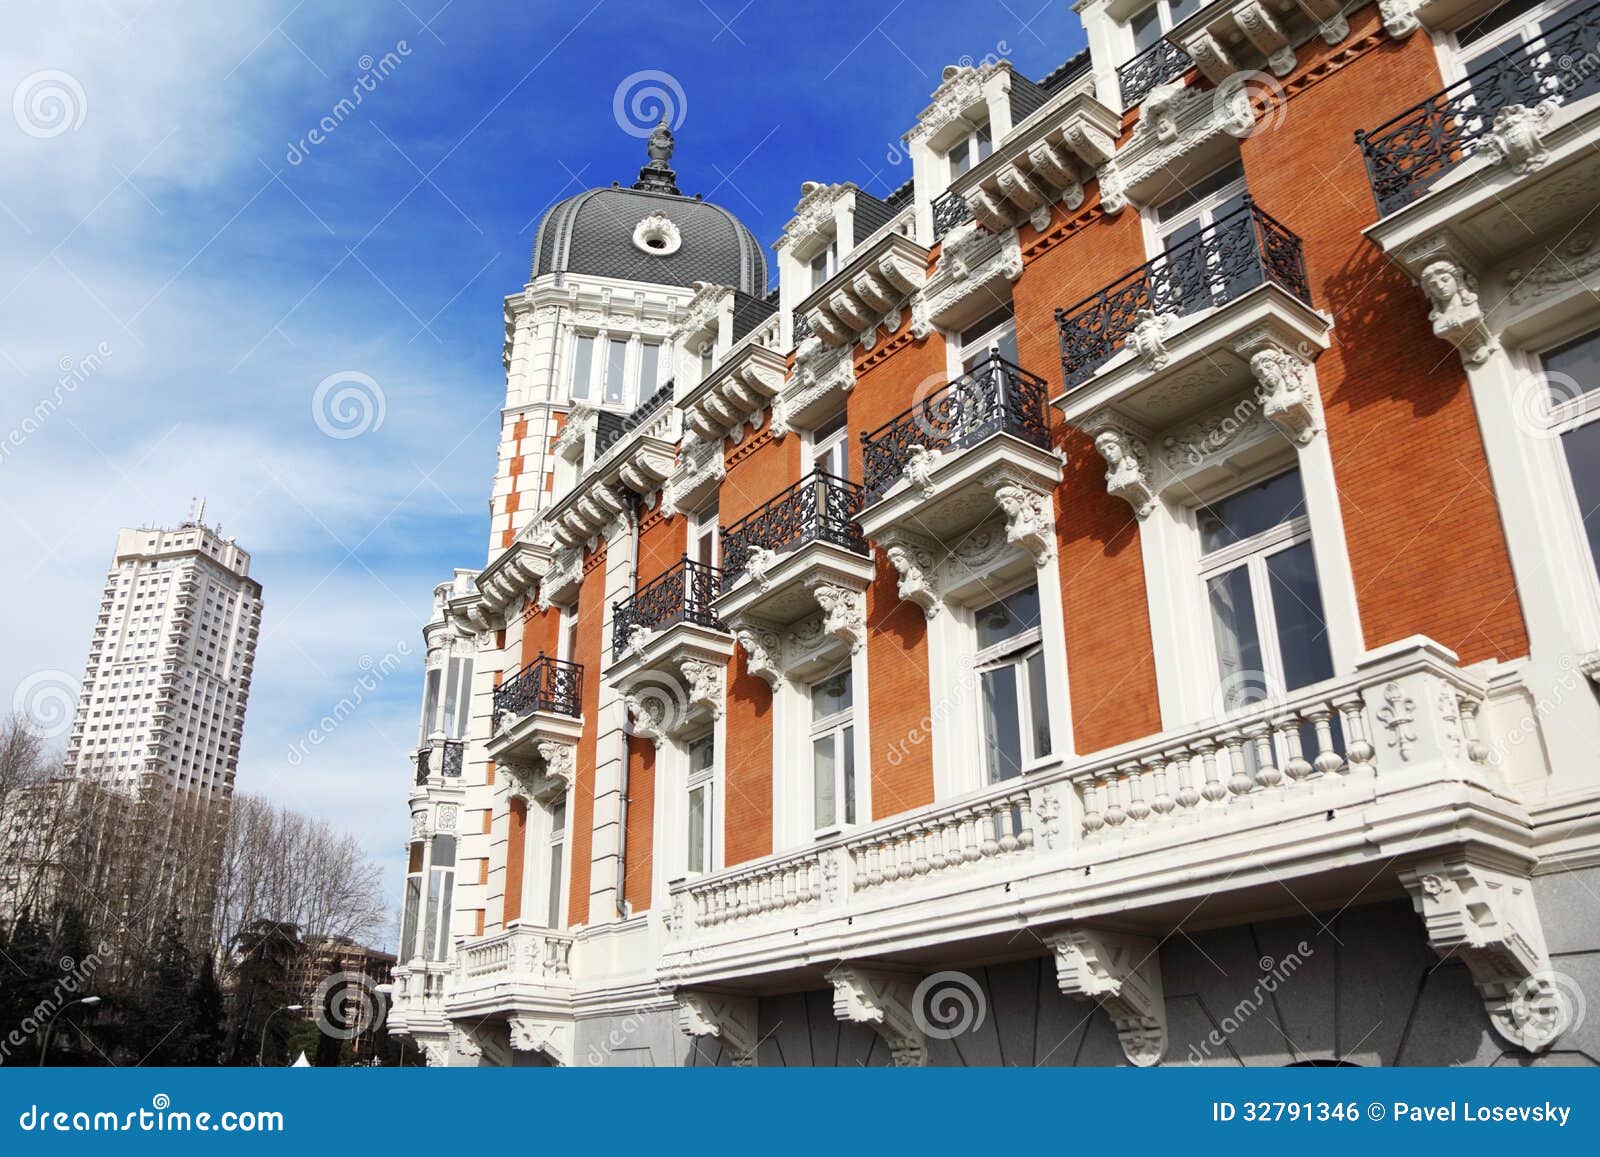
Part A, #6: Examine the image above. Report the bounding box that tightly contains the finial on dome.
[632,115,681,196]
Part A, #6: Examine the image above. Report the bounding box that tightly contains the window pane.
[1026,650,1052,759]
[453,659,473,738]
[843,725,856,825]
[1197,469,1307,553]
[430,834,456,868]
[433,872,454,960]
[981,665,1024,782]
[1169,0,1202,23]
[977,585,1041,649]
[811,672,853,719]
[813,735,837,828]
[400,876,421,959]
[1266,541,1334,692]
[419,668,440,739]
[1208,566,1265,710]
[950,136,971,177]
[689,734,715,773]
[442,657,461,735]
[1563,420,1600,584]
[687,785,707,873]
[1131,4,1162,50]
[974,122,992,163]
[605,338,628,405]
[570,335,594,400]
[1544,330,1600,400]
[546,843,564,928]
[639,343,661,397]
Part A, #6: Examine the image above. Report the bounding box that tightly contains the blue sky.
[0,0,1086,940]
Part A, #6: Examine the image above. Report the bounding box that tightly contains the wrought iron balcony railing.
[859,352,1054,501]
[1118,37,1193,110]
[442,740,463,778]
[1357,0,1600,215]
[612,555,725,658]
[721,471,869,583]
[792,310,813,345]
[931,187,975,241]
[1055,198,1311,391]
[413,747,430,786]
[492,653,583,730]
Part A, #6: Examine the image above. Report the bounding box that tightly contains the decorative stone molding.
[1379,0,1422,37]
[1506,233,1600,306]
[418,1037,450,1067]
[810,582,867,653]
[679,658,726,719]
[1245,344,1322,445]
[773,344,856,438]
[1398,853,1563,1052]
[903,444,944,498]
[676,992,760,1066]
[1179,0,1351,90]
[661,433,727,519]
[534,740,576,792]
[1096,162,1127,215]
[1045,929,1167,1067]
[778,181,854,256]
[631,210,682,257]
[826,965,927,1067]
[1416,251,1499,367]
[879,528,943,618]
[744,546,781,590]
[538,545,583,610]
[992,479,1055,567]
[1482,101,1559,176]
[624,693,668,746]
[1085,415,1157,519]
[436,803,458,832]
[913,224,1025,341]
[800,235,928,354]
[507,1015,573,1065]
[734,624,784,689]
[905,61,1007,147]
[1130,308,1178,371]
[448,1023,486,1061]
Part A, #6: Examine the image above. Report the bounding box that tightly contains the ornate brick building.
[388,0,1600,1067]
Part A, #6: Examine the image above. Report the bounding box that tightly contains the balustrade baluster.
[1147,754,1175,815]
[1335,694,1374,770]
[1457,695,1491,764]
[1247,723,1282,789]
[1173,748,1200,810]
[1194,739,1225,803]
[1222,731,1252,797]
[1124,760,1151,823]
[1279,712,1313,782]
[1103,770,1127,827]
[1081,776,1104,833]
[1304,705,1344,776]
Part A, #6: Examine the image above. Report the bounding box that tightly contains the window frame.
[684,731,716,878]
[1441,0,1577,81]
[543,798,567,929]
[946,120,993,181]
[972,581,1053,783]
[807,669,857,837]
[809,412,850,480]
[1533,328,1600,591]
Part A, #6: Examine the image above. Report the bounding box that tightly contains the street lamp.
[257,1004,304,1066]
[38,996,101,1066]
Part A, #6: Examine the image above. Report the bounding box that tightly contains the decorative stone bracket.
[502,741,575,804]
[726,581,867,689]
[827,964,928,1067]
[508,1015,573,1066]
[417,1036,451,1067]
[1045,928,1167,1066]
[1398,852,1566,1053]
[801,236,928,354]
[1181,0,1350,88]
[677,991,760,1066]
[448,1022,509,1067]
[1399,235,1500,369]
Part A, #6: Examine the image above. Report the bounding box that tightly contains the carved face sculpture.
[1420,261,1460,307]
[1094,430,1124,467]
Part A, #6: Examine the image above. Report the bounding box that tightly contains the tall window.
[639,342,662,399]
[1539,330,1600,584]
[569,334,596,402]
[809,241,837,291]
[1452,0,1594,100]
[1198,468,1334,712]
[418,667,441,741]
[439,656,473,739]
[560,606,579,663]
[685,733,715,876]
[975,585,1052,783]
[604,337,629,406]
[400,839,423,960]
[958,306,1018,374]
[1152,160,1250,316]
[421,834,455,961]
[545,800,566,928]
[948,122,993,178]
[1129,0,1202,52]
[810,671,856,834]
[691,501,719,569]
[811,412,849,480]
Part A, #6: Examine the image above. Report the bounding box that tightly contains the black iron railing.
[442,740,463,778]
[1357,0,1600,215]
[413,747,430,785]
[860,353,1053,501]
[721,472,868,582]
[932,188,975,241]
[1118,38,1192,110]
[612,555,724,658]
[1055,199,1311,391]
[492,653,583,730]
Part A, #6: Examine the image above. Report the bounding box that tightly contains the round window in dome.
[632,210,682,257]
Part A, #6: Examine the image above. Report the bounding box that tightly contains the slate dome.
[530,118,768,296]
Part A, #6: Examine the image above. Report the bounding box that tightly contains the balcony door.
[1152,160,1249,317]
[1451,0,1597,105]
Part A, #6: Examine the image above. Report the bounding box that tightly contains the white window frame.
[1125,0,1204,59]
[558,605,579,663]
[808,237,838,292]
[684,731,716,878]
[1196,499,1321,711]
[690,500,720,569]
[1533,329,1600,594]
[946,120,993,181]
[1439,0,1578,82]
[949,305,1017,379]
[808,669,857,837]
[1144,160,1248,261]
[543,797,567,928]
[602,335,631,408]
[808,412,850,481]
[973,581,1053,784]
[568,332,597,402]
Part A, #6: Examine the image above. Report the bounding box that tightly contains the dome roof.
[530,121,767,296]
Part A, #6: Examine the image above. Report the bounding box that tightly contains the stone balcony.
[609,556,735,739]
[546,394,678,550]
[661,638,1568,1063]
[857,352,1062,613]
[442,925,576,1066]
[714,472,876,685]
[1357,0,1600,366]
[486,654,583,785]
